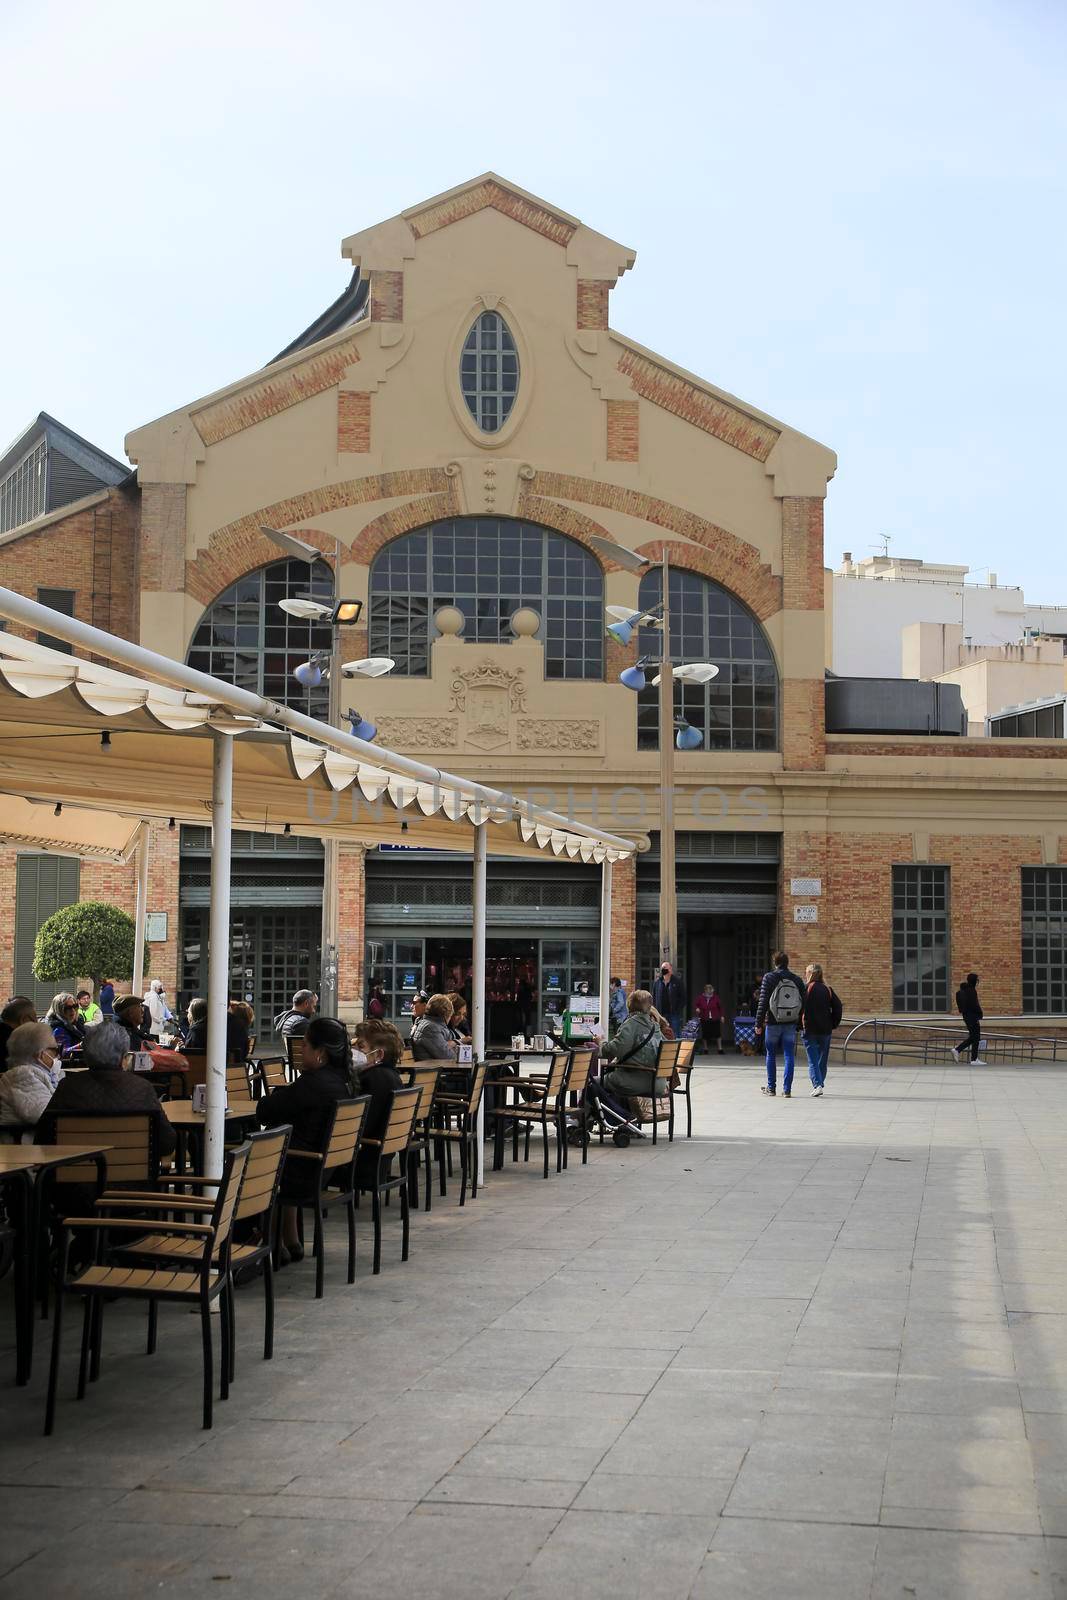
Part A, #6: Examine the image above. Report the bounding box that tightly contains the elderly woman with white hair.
[37,1018,176,1157]
[0,1022,65,1132]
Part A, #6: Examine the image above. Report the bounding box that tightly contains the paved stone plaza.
[3,1059,1067,1597]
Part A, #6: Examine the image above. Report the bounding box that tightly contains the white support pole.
[206,732,234,1180]
[320,538,342,1016]
[472,821,488,1185]
[131,822,150,997]
[599,857,613,1037]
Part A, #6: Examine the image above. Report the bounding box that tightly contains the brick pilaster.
[577,279,610,330]
[338,391,371,453]
[608,854,637,989]
[337,843,366,1020]
[369,271,404,323]
[606,400,639,462]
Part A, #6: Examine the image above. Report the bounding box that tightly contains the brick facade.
[407,179,576,248]
[608,854,636,990]
[606,400,639,462]
[337,844,366,1016]
[191,332,363,446]
[369,271,404,323]
[617,348,779,462]
[337,391,371,453]
[0,486,139,653]
[577,280,611,330]
[781,678,826,770]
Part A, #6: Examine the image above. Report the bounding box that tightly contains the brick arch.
[634,540,781,674]
[188,468,455,606]
[520,471,781,621]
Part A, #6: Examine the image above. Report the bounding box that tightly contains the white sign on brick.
[790,877,822,897]
[793,904,819,923]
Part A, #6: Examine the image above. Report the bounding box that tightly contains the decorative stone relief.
[449,661,527,751]
[516,719,601,752]
[374,717,458,750]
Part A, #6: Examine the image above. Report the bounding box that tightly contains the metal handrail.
[839,1017,1067,1067]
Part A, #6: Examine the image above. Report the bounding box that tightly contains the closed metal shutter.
[15,853,81,1014]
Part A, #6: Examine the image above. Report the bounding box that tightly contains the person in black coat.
[799,963,842,1097]
[256,1016,357,1264]
[351,1019,404,1186]
[112,994,155,1052]
[182,997,249,1061]
[952,973,984,1064]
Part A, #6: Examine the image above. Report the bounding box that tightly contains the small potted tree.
[33,900,149,1000]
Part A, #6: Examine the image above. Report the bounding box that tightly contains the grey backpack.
[768,975,803,1025]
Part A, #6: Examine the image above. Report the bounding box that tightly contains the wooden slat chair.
[488,1052,571,1179]
[626,1038,682,1144]
[428,1064,487,1206]
[255,1054,288,1098]
[558,1047,596,1167]
[403,1066,441,1212]
[283,1037,302,1079]
[226,1062,253,1103]
[671,1039,697,1138]
[104,1124,293,1369]
[358,1086,420,1273]
[44,1140,251,1435]
[283,1097,370,1299]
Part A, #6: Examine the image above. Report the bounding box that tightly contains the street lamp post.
[590,533,718,983]
[261,525,386,1020]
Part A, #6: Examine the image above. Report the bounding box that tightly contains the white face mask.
[350,1048,368,1067]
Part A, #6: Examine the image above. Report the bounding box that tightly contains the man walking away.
[755,952,805,1097]
[652,962,686,1040]
[800,963,842,1096]
[608,977,628,1035]
[951,973,984,1064]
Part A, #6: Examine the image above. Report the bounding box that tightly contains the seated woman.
[0,1022,65,1133]
[351,1019,405,1187]
[446,993,471,1042]
[590,989,665,1109]
[183,997,249,1060]
[229,1001,254,1059]
[410,993,458,1061]
[46,993,86,1056]
[256,1016,357,1265]
[113,994,154,1052]
[38,1018,176,1159]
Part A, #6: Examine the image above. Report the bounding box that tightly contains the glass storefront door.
[180,907,322,1037]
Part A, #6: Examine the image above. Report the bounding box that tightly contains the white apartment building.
[831,552,1067,680]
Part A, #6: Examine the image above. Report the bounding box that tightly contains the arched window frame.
[460,310,519,434]
[368,517,604,680]
[185,557,335,716]
[636,567,779,752]
[445,296,533,448]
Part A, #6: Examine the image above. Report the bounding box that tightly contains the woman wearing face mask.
[256,1016,359,1265]
[351,1019,405,1187]
[0,1022,66,1133]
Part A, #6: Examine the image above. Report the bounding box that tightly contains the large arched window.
[637,568,778,751]
[369,517,604,679]
[186,557,335,716]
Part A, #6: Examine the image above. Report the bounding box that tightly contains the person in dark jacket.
[588,989,665,1109]
[952,973,984,1064]
[113,993,155,1052]
[182,997,250,1061]
[352,1019,405,1186]
[45,993,86,1056]
[98,980,115,1018]
[800,963,842,1096]
[651,963,686,1038]
[257,1015,356,1263]
[754,953,806,1097]
[38,1019,176,1158]
[273,989,318,1039]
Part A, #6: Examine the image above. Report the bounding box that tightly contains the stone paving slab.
[3,1058,1067,1595]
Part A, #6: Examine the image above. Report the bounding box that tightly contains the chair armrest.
[360,1137,381,1147]
[285,1148,322,1162]
[62,1217,214,1236]
[96,1195,215,1211]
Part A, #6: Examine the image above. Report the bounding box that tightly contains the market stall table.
[0,1144,111,1385]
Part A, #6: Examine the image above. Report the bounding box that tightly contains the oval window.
[460,310,519,433]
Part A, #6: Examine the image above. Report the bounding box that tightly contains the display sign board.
[790,878,822,897]
[146,912,168,942]
[793,905,819,923]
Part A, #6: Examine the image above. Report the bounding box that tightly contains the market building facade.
[2,173,1066,1032]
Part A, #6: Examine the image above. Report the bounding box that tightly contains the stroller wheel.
[566,1126,585,1147]
[613,1129,631,1148]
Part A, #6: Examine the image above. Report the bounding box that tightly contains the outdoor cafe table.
[163,1098,259,1172]
[0,1144,111,1385]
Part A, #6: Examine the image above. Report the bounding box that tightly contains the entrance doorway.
[425,937,538,1042]
[180,907,322,1037]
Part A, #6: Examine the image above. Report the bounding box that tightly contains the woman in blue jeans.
[800,963,842,1097]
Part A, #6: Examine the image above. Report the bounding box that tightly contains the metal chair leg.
[77,1297,92,1399]
[200,1300,213,1429]
[44,1271,65,1436]
[313,1197,325,1299]
[263,1252,275,1360]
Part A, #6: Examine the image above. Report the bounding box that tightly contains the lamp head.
[345,709,377,741]
[619,665,647,692]
[606,619,634,647]
[331,599,363,626]
[293,660,323,689]
[675,722,703,751]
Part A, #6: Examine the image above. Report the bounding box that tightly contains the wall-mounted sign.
[146,912,168,942]
[793,905,819,923]
[790,877,822,897]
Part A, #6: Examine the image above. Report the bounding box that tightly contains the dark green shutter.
[14,854,81,1014]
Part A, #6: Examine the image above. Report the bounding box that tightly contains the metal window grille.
[892,865,950,1012]
[990,704,1064,738]
[0,440,46,533]
[368,517,603,679]
[635,568,779,752]
[185,557,334,715]
[36,587,76,655]
[460,311,519,433]
[1022,867,1067,1015]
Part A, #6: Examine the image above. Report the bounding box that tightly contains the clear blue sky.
[2,0,1063,591]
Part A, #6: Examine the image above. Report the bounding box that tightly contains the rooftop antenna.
[868,533,892,560]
